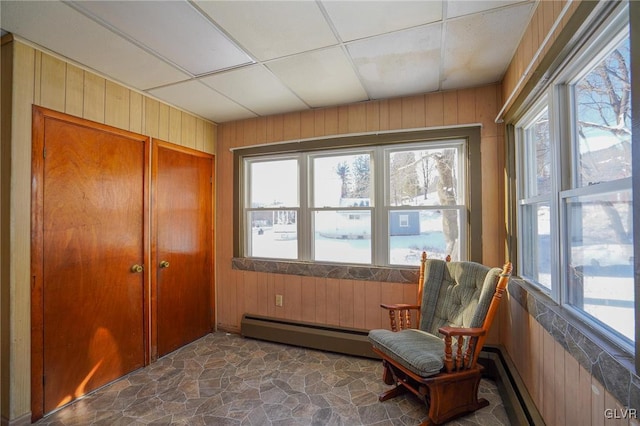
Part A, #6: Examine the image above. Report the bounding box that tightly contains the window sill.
[231,257,419,284]
[508,278,639,409]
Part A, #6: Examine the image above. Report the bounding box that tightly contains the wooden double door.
[31,107,214,419]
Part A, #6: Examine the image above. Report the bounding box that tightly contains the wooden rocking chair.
[368,252,512,425]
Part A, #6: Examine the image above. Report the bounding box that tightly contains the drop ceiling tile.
[195,0,338,61]
[148,80,256,123]
[267,47,368,108]
[321,1,442,42]
[69,0,253,76]
[441,2,535,90]
[446,0,532,19]
[199,65,308,116]
[1,1,190,90]
[347,24,442,99]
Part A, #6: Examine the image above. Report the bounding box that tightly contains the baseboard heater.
[240,314,380,359]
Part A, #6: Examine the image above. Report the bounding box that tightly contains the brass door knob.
[131,264,144,273]
[159,260,170,269]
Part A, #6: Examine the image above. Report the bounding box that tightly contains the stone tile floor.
[35,332,510,425]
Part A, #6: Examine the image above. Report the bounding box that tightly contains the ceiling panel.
[446,0,531,19]
[1,0,538,123]
[69,0,254,76]
[267,47,368,108]
[199,65,309,116]
[1,1,190,90]
[148,80,256,123]
[441,2,535,90]
[195,0,337,61]
[347,24,442,99]
[321,0,442,42]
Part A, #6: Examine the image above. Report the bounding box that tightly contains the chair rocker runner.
[368,252,512,425]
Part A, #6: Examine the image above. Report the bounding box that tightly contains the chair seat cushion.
[368,329,444,378]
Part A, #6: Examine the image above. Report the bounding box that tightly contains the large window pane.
[574,37,631,187]
[312,154,371,208]
[565,189,633,342]
[249,159,298,207]
[388,146,463,265]
[388,147,461,207]
[389,209,458,265]
[248,210,297,259]
[313,211,371,264]
[520,202,552,290]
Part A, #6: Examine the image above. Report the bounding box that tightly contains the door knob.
[131,264,144,273]
[159,260,170,269]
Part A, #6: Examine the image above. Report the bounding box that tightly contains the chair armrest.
[380,304,420,331]
[439,326,486,373]
[380,303,420,310]
[438,326,486,338]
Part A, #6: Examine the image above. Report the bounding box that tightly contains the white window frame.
[516,97,561,298]
[514,5,633,351]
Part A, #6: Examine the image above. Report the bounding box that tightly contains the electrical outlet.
[275,294,283,307]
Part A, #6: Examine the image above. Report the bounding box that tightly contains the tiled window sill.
[231,257,419,284]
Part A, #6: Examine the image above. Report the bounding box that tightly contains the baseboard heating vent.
[480,346,544,426]
[241,314,379,359]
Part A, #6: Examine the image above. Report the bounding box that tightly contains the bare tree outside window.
[389,151,420,205]
[575,38,631,186]
[351,155,371,199]
[575,38,632,245]
[432,149,459,255]
[335,161,350,198]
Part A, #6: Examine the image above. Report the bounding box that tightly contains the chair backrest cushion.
[419,259,502,336]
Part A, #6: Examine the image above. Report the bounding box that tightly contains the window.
[386,144,466,265]
[515,12,633,348]
[517,103,554,291]
[246,157,299,260]
[241,138,468,266]
[311,152,373,264]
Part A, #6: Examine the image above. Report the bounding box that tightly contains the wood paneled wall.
[1,38,216,422]
[503,297,638,426]
[501,0,581,117]
[215,85,507,335]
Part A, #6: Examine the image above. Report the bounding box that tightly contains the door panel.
[153,141,213,357]
[40,114,147,414]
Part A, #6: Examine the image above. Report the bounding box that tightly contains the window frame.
[233,127,484,266]
[516,97,561,297]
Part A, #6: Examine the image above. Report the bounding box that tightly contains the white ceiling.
[1,0,535,124]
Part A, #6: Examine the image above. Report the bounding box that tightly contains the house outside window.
[515,11,633,348]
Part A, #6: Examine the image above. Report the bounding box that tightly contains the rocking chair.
[368,252,512,425]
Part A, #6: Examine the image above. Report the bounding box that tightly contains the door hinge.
[210,176,213,184]
[43,147,46,159]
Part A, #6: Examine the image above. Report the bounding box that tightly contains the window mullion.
[299,153,310,261]
[373,146,387,265]
[551,85,566,304]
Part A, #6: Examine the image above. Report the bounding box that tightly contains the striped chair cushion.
[369,328,445,377]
